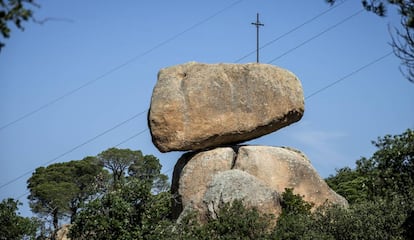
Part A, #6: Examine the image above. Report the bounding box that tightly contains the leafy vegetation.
[0,0,37,51]
[1,129,412,239]
[27,156,104,238]
[326,128,414,203]
[0,198,38,240]
[68,148,170,240]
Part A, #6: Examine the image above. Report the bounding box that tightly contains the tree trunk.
[70,206,77,223]
[51,208,59,240]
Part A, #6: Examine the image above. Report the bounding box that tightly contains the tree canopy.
[6,129,412,239]
[69,148,171,240]
[98,147,169,192]
[27,156,104,238]
[326,128,414,203]
[98,148,141,186]
[0,0,36,51]
[0,198,38,240]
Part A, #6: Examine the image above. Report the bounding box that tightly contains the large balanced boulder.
[149,62,304,152]
[171,145,347,221]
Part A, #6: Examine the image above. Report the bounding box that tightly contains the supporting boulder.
[171,145,347,221]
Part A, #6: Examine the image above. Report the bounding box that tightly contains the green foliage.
[98,147,169,192]
[27,156,104,235]
[69,178,172,240]
[326,167,370,204]
[272,196,410,240]
[201,200,273,239]
[327,129,414,204]
[274,129,414,240]
[174,194,409,240]
[0,198,38,240]
[367,129,414,200]
[128,151,169,193]
[323,129,414,239]
[173,200,274,240]
[326,0,413,28]
[69,149,171,239]
[0,0,36,50]
[311,198,409,240]
[98,148,140,186]
[26,130,414,239]
[280,188,313,216]
[69,191,140,239]
[271,188,315,240]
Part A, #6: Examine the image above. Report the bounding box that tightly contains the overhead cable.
[0,0,243,132]
[0,110,147,190]
[235,0,349,63]
[267,9,364,64]
[306,51,393,99]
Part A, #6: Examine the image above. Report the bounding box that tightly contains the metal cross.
[251,13,264,63]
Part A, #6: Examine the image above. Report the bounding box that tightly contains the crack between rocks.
[230,145,241,169]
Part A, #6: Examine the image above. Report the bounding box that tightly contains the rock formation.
[55,224,71,240]
[148,62,304,152]
[148,62,347,222]
[204,170,281,220]
[171,146,347,221]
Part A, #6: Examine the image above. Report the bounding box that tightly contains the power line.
[2,2,389,198]
[15,127,168,202]
[115,128,148,147]
[0,110,147,191]
[16,191,29,201]
[5,51,393,192]
[0,0,243,132]
[10,52,394,201]
[306,51,393,99]
[113,128,174,175]
[235,0,348,63]
[267,9,364,64]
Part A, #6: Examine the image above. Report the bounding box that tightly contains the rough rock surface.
[171,145,347,221]
[149,62,304,152]
[171,147,234,219]
[234,146,348,206]
[203,170,281,219]
[56,224,71,240]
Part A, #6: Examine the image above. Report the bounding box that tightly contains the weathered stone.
[171,145,347,221]
[55,224,71,240]
[149,62,304,152]
[233,146,348,207]
[203,170,281,220]
[171,147,234,219]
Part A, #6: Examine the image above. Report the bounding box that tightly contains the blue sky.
[1,0,413,217]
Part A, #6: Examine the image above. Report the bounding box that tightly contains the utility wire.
[115,128,149,147]
[129,4,368,147]
[7,51,392,193]
[306,51,393,99]
[0,2,356,133]
[15,127,150,201]
[2,3,387,196]
[11,52,394,201]
[16,191,29,201]
[235,0,348,63]
[0,0,243,132]
[267,9,364,64]
[0,110,147,190]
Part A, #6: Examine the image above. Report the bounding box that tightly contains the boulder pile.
[148,62,347,221]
